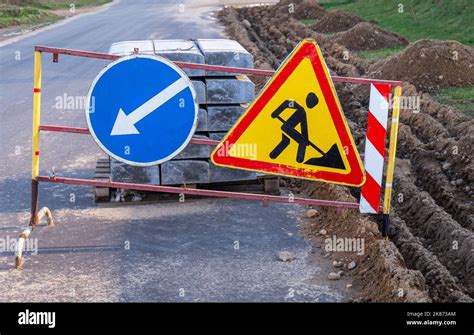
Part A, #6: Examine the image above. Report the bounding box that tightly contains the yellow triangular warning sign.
[211,39,365,186]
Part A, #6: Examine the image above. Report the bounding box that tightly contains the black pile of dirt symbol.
[269,92,346,169]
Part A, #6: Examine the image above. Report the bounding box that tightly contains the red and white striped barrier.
[360,84,391,213]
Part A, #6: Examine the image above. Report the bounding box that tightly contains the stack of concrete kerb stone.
[107,39,257,186]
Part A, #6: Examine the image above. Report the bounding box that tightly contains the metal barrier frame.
[15,45,402,269]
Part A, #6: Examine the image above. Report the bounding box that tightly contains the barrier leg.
[15,50,54,269]
[381,86,402,237]
[15,207,54,269]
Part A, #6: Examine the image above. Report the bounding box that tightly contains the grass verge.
[0,0,111,29]
[300,18,317,26]
[0,5,60,28]
[356,46,404,60]
[319,0,474,47]
[433,86,474,117]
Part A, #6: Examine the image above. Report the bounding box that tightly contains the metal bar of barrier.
[39,125,220,146]
[37,175,366,209]
[40,124,393,160]
[39,124,390,160]
[34,45,403,86]
[40,124,89,134]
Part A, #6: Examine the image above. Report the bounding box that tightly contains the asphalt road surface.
[0,0,346,302]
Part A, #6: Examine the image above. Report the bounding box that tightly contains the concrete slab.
[175,135,211,159]
[108,39,255,77]
[209,132,228,141]
[108,40,155,55]
[153,39,206,77]
[207,105,247,131]
[196,108,208,132]
[111,159,160,184]
[206,76,254,104]
[191,79,206,104]
[161,160,210,185]
[196,39,254,76]
[209,163,257,183]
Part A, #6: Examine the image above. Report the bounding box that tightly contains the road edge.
[0,0,120,48]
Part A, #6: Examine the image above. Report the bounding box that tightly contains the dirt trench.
[218,2,473,302]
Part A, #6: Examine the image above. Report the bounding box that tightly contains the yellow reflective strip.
[383,86,402,214]
[32,51,42,179]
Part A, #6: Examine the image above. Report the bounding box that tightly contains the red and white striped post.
[359,84,391,213]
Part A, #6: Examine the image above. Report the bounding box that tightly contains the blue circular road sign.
[86,55,198,166]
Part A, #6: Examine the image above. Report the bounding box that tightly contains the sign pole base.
[381,214,390,238]
[15,180,54,269]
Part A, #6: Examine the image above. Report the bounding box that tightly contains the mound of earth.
[311,9,364,33]
[370,39,474,92]
[299,181,431,302]
[332,22,408,51]
[271,0,326,20]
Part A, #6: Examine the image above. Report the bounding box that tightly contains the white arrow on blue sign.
[86,55,198,166]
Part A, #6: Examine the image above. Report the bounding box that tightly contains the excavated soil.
[370,39,474,92]
[298,180,430,302]
[219,2,474,302]
[311,9,364,33]
[331,22,408,51]
[270,0,326,20]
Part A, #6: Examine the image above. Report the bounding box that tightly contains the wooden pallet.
[93,158,281,204]
[94,158,111,203]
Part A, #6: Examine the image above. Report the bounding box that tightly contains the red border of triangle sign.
[211,39,366,187]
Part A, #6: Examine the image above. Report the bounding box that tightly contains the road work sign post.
[16,40,402,268]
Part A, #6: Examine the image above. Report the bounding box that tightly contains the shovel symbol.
[269,92,345,170]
